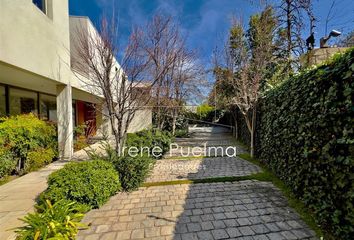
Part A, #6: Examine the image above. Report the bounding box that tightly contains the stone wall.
[300,47,349,67]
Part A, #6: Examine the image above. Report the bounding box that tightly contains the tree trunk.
[250,107,257,158]
[234,118,238,140]
[242,114,252,155]
[156,107,161,130]
[286,0,292,59]
[172,113,177,135]
[159,119,165,131]
[107,115,120,154]
[250,130,254,158]
[242,108,256,158]
[231,109,238,140]
[113,131,121,155]
[156,78,162,130]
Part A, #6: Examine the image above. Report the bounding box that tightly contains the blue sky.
[69,0,353,62]
[69,0,353,99]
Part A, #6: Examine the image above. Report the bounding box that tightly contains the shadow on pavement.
[172,126,317,240]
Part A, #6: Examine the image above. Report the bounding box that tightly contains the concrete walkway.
[78,127,317,240]
[0,142,103,240]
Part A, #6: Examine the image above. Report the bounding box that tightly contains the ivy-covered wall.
[227,48,353,238]
[258,49,353,238]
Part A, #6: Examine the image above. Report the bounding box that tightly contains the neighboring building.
[185,105,198,113]
[0,0,152,159]
[300,47,350,67]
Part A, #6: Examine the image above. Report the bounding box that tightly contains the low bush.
[152,129,172,154]
[41,160,120,209]
[15,200,86,240]
[125,129,172,158]
[174,129,190,138]
[114,155,155,191]
[0,149,16,179]
[23,148,55,174]
[125,131,152,152]
[87,142,155,191]
[159,114,189,134]
[0,114,57,174]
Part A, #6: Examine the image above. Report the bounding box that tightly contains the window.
[9,88,38,116]
[72,100,77,127]
[40,94,57,122]
[0,86,6,117]
[32,0,46,14]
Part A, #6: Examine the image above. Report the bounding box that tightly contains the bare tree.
[214,9,275,157]
[212,42,240,139]
[72,17,153,154]
[139,14,184,130]
[277,0,314,67]
[169,49,205,135]
[338,30,354,47]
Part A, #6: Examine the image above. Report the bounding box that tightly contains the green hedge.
[0,149,16,179]
[41,160,121,209]
[0,114,57,176]
[259,49,354,238]
[184,105,220,123]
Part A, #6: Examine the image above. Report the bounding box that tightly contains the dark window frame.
[39,93,57,122]
[0,85,8,117]
[5,85,10,115]
[0,83,56,117]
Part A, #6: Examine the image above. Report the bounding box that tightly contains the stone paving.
[78,181,317,240]
[174,139,236,147]
[166,130,246,157]
[165,146,247,158]
[78,126,318,240]
[145,157,261,183]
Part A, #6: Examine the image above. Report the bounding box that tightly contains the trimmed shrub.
[87,142,155,191]
[126,129,172,158]
[15,200,86,240]
[41,160,120,209]
[113,155,155,191]
[0,114,57,173]
[0,149,16,179]
[258,49,354,238]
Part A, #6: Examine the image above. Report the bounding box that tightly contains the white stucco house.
[0,0,152,159]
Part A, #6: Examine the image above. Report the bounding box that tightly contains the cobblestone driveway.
[77,126,318,240]
[78,181,316,240]
[145,157,261,183]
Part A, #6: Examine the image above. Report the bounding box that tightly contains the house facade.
[0,0,152,159]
